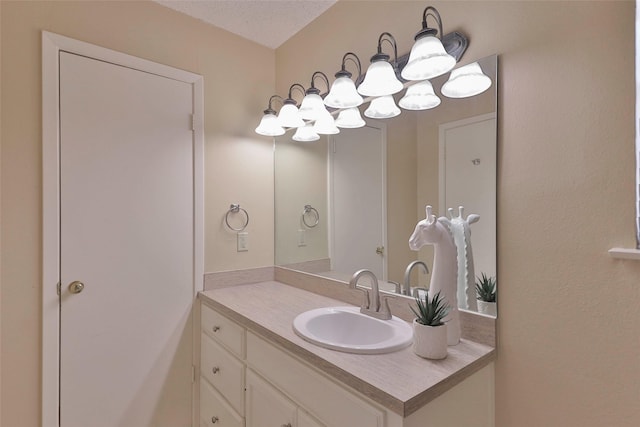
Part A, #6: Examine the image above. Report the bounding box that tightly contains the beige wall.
[277,1,639,426]
[0,1,274,425]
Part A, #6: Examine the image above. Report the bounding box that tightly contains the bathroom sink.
[292,306,413,354]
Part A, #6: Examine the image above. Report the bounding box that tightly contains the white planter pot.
[412,319,448,360]
[477,300,497,316]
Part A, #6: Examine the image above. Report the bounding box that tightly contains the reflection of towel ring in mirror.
[225,204,249,231]
[302,205,319,228]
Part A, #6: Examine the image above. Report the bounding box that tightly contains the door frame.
[42,31,204,427]
[327,121,388,280]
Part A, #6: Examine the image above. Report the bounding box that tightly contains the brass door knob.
[68,281,85,294]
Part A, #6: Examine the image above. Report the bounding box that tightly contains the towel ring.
[225,204,249,232]
[301,205,319,228]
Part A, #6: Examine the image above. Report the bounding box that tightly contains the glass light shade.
[277,102,305,128]
[357,60,403,97]
[299,92,327,121]
[335,107,366,129]
[441,62,492,98]
[400,35,456,81]
[324,76,364,108]
[292,123,320,142]
[312,111,340,135]
[255,112,285,136]
[364,95,401,119]
[398,81,441,110]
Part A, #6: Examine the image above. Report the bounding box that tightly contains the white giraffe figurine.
[408,205,460,346]
[441,206,480,312]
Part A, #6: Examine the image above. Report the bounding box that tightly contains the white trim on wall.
[41,31,204,427]
[609,2,640,260]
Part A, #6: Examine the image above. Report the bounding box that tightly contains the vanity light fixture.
[364,95,401,119]
[398,80,441,110]
[299,72,331,121]
[324,52,364,109]
[255,95,286,136]
[312,109,340,135]
[357,32,404,97]
[441,61,492,98]
[335,107,366,128]
[277,83,306,128]
[401,6,457,81]
[292,122,320,142]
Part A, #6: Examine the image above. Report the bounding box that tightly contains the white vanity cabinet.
[200,299,495,427]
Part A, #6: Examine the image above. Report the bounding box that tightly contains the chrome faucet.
[403,260,429,296]
[349,269,392,320]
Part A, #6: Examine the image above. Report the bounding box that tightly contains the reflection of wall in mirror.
[274,136,329,266]
[385,112,419,283]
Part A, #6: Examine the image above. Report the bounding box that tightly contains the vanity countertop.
[199,280,495,417]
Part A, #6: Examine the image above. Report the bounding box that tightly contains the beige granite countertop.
[199,280,495,417]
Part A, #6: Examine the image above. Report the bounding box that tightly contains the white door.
[58,51,196,427]
[330,125,386,279]
[439,114,497,280]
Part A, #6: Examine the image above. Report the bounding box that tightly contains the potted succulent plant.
[410,290,451,359]
[476,273,497,316]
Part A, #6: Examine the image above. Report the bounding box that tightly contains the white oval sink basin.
[292,306,413,354]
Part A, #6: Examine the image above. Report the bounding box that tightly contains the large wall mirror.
[275,54,498,316]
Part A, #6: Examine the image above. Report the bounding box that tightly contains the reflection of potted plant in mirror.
[410,290,451,359]
[476,273,497,316]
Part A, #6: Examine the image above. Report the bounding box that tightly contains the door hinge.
[190,114,195,131]
[56,282,61,296]
[191,365,196,383]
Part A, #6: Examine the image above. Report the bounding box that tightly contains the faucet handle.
[378,296,392,320]
[354,285,371,311]
[363,295,392,320]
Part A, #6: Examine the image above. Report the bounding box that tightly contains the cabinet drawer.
[201,303,245,358]
[200,378,244,427]
[201,333,245,416]
[246,332,384,427]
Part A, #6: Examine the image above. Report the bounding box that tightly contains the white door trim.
[41,31,204,427]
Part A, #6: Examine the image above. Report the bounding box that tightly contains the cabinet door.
[298,410,324,427]
[246,369,296,427]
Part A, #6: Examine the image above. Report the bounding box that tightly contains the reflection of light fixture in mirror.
[312,110,340,134]
[398,80,441,110]
[292,122,320,142]
[255,95,285,136]
[299,72,331,120]
[357,32,403,97]
[324,52,364,109]
[365,95,401,119]
[401,6,457,81]
[441,62,492,98]
[277,83,306,128]
[335,107,366,128]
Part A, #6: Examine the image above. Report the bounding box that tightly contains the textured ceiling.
[155,0,336,49]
